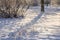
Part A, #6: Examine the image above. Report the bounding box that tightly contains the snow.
[0,6,60,40]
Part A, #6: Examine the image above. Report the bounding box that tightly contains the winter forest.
[0,0,60,40]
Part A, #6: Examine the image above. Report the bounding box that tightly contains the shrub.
[0,0,29,18]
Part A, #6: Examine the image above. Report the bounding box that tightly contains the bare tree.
[41,0,44,12]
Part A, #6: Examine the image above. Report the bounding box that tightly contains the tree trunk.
[41,0,44,12]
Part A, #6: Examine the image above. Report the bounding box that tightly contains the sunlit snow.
[0,6,60,40]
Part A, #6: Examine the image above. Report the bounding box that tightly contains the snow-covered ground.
[0,6,60,40]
